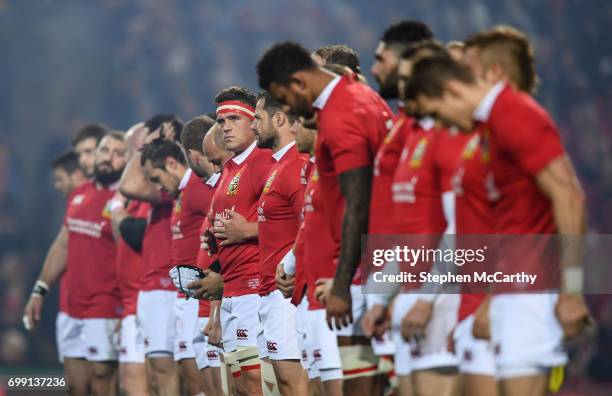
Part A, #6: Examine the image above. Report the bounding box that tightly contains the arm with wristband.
[23,226,69,331]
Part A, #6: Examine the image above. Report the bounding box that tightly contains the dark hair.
[144,114,184,141]
[381,21,434,52]
[314,44,361,74]
[465,25,538,94]
[51,150,81,174]
[181,115,216,153]
[214,86,257,108]
[105,130,125,142]
[257,91,284,116]
[257,41,317,91]
[71,123,109,147]
[405,54,475,101]
[401,39,448,61]
[140,139,186,169]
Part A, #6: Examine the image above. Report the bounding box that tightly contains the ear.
[486,63,505,84]
[274,111,287,128]
[164,156,177,170]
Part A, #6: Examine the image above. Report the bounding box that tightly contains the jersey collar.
[473,81,506,122]
[418,116,435,131]
[272,141,296,162]
[313,73,341,110]
[206,172,221,187]
[178,168,192,191]
[231,141,257,165]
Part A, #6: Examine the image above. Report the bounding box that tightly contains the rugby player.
[23,149,89,395]
[253,91,309,395]
[257,41,394,396]
[119,115,184,396]
[405,51,590,396]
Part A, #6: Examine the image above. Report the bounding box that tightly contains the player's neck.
[311,68,337,100]
[271,133,295,155]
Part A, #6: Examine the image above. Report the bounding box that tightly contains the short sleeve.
[321,110,374,175]
[280,160,308,217]
[186,180,213,216]
[491,98,565,176]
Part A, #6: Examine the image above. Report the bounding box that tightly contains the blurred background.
[0,0,611,393]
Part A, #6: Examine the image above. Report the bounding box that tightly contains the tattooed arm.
[326,166,373,329]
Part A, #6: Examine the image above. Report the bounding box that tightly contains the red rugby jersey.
[172,169,213,304]
[301,162,337,310]
[392,120,468,234]
[391,121,468,290]
[454,127,498,321]
[59,189,79,314]
[64,181,121,318]
[479,83,565,290]
[257,143,308,295]
[196,173,221,317]
[481,83,564,234]
[314,74,393,284]
[141,198,174,291]
[209,142,273,297]
[369,112,411,234]
[116,200,147,317]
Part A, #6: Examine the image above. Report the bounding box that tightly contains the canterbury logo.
[267,341,278,352]
[313,349,322,360]
[207,351,219,359]
[236,329,248,339]
[179,341,187,351]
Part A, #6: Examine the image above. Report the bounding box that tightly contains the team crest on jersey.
[310,169,319,182]
[409,137,428,168]
[462,134,480,160]
[174,195,182,214]
[102,200,113,219]
[227,172,241,195]
[263,170,277,194]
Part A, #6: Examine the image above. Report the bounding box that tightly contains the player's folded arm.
[118,217,147,252]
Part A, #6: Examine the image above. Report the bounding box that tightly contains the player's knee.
[147,355,176,375]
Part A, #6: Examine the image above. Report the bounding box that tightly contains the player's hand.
[207,316,223,348]
[23,295,43,332]
[275,263,295,298]
[325,285,353,330]
[555,293,592,338]
[187,270,224,300]
[400,299,433,342]
[315,278,333,305]
[472,295,491,340]
[215,210,251,246]
[362,304,389,338]
[203,316,214,338]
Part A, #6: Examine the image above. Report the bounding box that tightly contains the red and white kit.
[137,199,176,355]
[257,142,307,360]
[477,82,567,378]
[64,181,121,362]
[390,119,468,374]
[116,200,147,363]
[171,168,215,363]
[209,141,273,353]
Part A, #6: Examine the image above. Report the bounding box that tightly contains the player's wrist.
[562,266,584,294]
[31,280,49,298]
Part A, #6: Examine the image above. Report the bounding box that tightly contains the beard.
[256,125,278,150]
[94,165,123,186]
[376,71,399,99]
